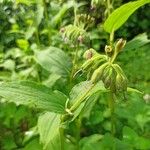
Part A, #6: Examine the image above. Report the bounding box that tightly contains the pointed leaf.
[34,47,72,77]
[127,87,143,94]
[104,0,150,33]
[123,33,150,51]
[38,112,61,149]
[0,81,67,114]
[69,81,107,120]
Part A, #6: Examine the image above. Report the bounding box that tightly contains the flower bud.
[83,49,93,59]
[83,48,97,60]
[105,45,113,57]
[60,27,65,33]
[91,5,96,10]
[115,38,126,52]
[78,35,84,43]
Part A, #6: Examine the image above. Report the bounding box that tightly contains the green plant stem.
[73,0,77,26]
[110,51,118,63]
[70,45,79,83]
[110,30,114,46]
[60,116,65,150]
[69,84,95,112]
[109,92,115,136]
[75,117,81,149]
[107,0,111,16]
[35,27,40,47]
[43,0,51,45]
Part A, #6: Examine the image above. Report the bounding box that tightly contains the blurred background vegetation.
[0,0,150,149]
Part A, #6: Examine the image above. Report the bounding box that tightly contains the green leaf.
[104,0,150,33]
[25,26,36,40]
[70,81,106,105]
[123,126,138,142]
[0,81,67,114]
[69,81,93,105]
[81,93,100,119]
[69,81,107,121]
[123,33,150,51]
[51,2,73,26]
[16,39,29,51]
[23,138,42,150]
[123,126,150,149]
[80,134,103,150]
[34,47,72,77]
[127,87,143,94]
[16,0,35,6]
[101,133,131,150]
[135,137,150,150]
[38,112,61,149]
[43,73,61,88]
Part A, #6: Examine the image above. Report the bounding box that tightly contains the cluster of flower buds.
[91,0,102,9]
[91,62,128,93]
[76,14,95,29]
[60,25,87,44]
[60,14,95,44]
[81,38,128,94]
[81,49,108,75]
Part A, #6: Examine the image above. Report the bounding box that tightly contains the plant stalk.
[75,117,81,150]
[60,116,65,150]
[109,92,115,136]
[35,27,40,47]
[107,0,111,16]
[70,45,79,83]
[43,0,51,45]
[69,84,95,112]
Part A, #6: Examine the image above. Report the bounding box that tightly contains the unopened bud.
[83,48,97,60]
[78,35,84,43]
[115,38,126,52]
[63,37,68,43]
[105,45,113,57]
[91,5,96,10]
[60,27,65,33]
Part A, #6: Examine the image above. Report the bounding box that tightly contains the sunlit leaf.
[104,0,150,33]
[127,87,143,94]
[36,0,44,26]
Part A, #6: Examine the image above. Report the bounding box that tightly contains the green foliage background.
[0,0,150,149]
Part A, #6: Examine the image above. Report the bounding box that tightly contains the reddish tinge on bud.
[83,48,96,60]
[115,38,126,52]
[78,35,84,43]
[60,27,65,33]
